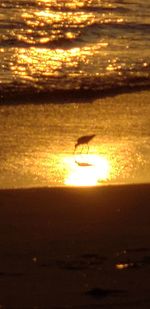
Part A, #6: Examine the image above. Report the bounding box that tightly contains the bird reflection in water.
[65,153,110,186]
[75,160,93,167]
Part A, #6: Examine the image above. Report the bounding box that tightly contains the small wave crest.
[0,77,149,104]
[0,37,80,49]
[1,20,149,50]
[0,0,37,9]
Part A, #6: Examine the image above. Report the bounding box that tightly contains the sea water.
[0,0,150,188]
[0,91,150,188]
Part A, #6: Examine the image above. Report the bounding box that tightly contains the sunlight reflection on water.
[0,91,150,189]
[64,154,110,186]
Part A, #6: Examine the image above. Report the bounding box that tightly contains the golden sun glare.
[65,154,110,186]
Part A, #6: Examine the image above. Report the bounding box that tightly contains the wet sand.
[0,184,150,308]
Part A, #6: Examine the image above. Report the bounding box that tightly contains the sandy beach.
[0,184,150,308]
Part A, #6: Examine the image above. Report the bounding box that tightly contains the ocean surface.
[0,0,150,100]
[0,0,150,188]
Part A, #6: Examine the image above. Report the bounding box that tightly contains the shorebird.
[74,134,96,154]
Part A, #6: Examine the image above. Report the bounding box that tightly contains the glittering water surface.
[0,91,149,188]
[0,0,150,100]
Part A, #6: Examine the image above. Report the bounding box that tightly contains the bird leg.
[73,144,89,155]
[79,145,82,154]
[80,144,89,154]
[86,144,89,154]
[73,147,76,154]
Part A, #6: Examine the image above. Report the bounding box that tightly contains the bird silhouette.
[74,134,96,154]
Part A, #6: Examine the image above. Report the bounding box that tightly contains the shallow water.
[0,91,150,188]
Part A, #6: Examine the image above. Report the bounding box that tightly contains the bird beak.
[73,143,77,154]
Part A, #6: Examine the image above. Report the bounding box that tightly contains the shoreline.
[0,84,149,105]
[0,182,150,194]
[0,183,150,308]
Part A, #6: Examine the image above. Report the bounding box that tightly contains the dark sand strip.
[0,184,150,308]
